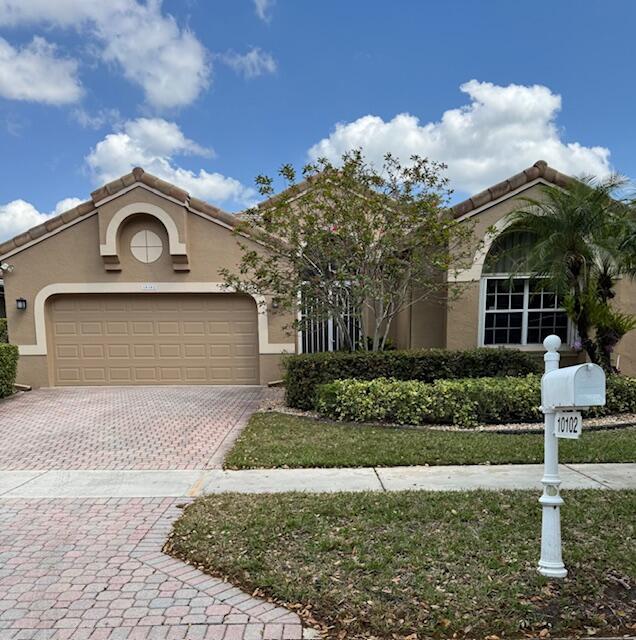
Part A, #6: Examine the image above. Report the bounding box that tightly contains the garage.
[47,293,259,386]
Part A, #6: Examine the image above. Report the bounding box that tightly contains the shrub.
[284,348,542,410]
[0,318,7,343]
[316,374,636,428]
[0,343,18,398]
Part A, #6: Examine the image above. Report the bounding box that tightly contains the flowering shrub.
[316,375,636,428]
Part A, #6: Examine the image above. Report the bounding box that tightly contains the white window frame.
[478,275,571,349]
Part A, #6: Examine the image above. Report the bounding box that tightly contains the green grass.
[167,490,636,639]
[224,412,636,469]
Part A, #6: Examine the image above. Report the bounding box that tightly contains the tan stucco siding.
[614,278,636,376]
[408,294,446,349]
[445,282,480,350]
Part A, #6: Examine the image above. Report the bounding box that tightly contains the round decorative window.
[130,230,163,263]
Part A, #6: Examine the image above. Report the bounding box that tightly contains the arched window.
[480,232,569,346]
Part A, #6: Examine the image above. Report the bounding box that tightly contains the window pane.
[495,295,510,310]
[543,293,556,309]
[486,294,496,310]
[528,292,542,309]
[495,329,508,343]
[495,314,510,328]
[510,293,524,309]
[485,311,523,344]
[527,311,568,343]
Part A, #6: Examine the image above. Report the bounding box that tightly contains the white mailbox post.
[538,335,606,578]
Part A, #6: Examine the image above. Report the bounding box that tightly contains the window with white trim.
[482,277,568,346]
[481,230,569,346]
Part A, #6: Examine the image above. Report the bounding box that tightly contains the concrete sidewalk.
[1,463,634,498]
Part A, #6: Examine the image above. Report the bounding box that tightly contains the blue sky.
[0,0,634,241]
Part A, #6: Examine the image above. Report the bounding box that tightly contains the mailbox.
[541,363,606,410]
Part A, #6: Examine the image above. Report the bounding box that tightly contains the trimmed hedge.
[316,374,636,428]
[0,343,18,398]
[284,348,542,410]
[0,318,7,343]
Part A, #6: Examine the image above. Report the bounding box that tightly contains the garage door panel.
[57,368,81,382]
[84,368,107,382]
[132,322,154,335]
[55,322,77,335]
[159,367,181,381]
[81,345,104,359]
[158,344,182,358]
[110,368,132,382]
[108,344,130,359]
[133,344,156,358]
[106,322,128,335]
[49,293,259,385]
[56,345,79,359]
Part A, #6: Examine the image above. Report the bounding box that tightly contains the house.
[1,160,634,388]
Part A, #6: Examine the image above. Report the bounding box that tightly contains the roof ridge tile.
[451,159,573,218]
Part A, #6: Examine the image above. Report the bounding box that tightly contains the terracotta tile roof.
[451,160,573,218]
[0,161,575,258]
[0,167,240,257]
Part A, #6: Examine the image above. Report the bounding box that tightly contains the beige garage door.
[48,293,259,385]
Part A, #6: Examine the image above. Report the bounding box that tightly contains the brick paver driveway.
[0,386,305,639]
[0,498,301,639]
[0,386,262,470]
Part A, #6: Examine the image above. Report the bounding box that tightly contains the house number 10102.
[554,411,582,439]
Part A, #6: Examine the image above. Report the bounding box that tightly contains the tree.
[221,150,475,351]
[499,175,636,372]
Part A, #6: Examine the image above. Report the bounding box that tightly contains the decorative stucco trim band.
[17,282,295,357]
[447,217,510,283]
[100,202,187,257]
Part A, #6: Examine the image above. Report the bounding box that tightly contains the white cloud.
[308,80,612,195]
[85,118,255,207]
[254,0,274,22]
[72,107,121,130]
[0,0,210,109]
[0,36,82,104]
[221,47,277,79]
[0,197,82,242]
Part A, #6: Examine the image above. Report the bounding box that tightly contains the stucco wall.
[614,278,636,376]
[2,186,295,387]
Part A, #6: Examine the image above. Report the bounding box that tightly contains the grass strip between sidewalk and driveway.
[167,489,636,639]
[224,412,636,469]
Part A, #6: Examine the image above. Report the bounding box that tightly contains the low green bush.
[284,348,541,410]
[0,343,18,398]
[316,374,636,427]
[0,318,7,343]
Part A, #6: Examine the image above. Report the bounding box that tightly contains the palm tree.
[497,174,636,372]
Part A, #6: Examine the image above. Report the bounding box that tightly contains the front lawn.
[167,490,636,639]
[224,412,636,469]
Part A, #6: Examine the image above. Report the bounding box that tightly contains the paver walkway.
[0,498,302,639]
[0,387,261,470]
